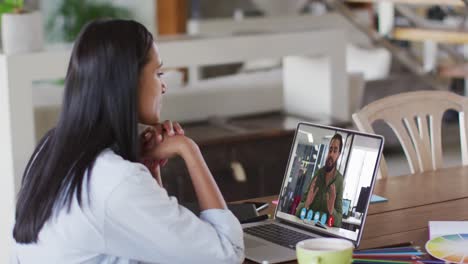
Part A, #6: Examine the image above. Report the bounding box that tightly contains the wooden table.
[242,166,468,263]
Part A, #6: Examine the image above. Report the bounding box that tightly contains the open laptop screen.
[276,123,383,244]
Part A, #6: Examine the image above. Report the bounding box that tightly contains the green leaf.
[2,0,23,9]
[47,0,133,42]
[0,3,16,14]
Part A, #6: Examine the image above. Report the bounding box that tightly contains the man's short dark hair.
[331,134,343,153]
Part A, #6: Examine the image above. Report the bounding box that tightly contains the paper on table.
[370,194,388,204]
[428,221,468,239]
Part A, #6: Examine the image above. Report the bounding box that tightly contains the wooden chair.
[352,91,468,178]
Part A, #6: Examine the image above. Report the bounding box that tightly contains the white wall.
[0,55,17,264]
[113,0,156,36]
[353,134,382,151]
[343,135,381,205]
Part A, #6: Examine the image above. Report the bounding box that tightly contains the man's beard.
[325,158,336,172]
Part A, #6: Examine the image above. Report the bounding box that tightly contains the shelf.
[393,27,468,44]
[439,63,468,78]
[346,0,464,6]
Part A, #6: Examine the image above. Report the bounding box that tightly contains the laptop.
[243,122,384,263]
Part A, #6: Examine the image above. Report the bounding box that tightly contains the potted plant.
[47,0,132,43]
[1,0,44,54]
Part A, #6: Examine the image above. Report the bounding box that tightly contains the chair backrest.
[352,91,468,178]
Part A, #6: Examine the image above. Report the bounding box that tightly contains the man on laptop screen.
[294,134,344,227]
[276,126,382,242]
[243,123,383,263]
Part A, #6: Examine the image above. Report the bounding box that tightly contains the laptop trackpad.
[245,237,296,263]
[245,237,269,249]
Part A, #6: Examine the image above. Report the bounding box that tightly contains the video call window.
[277,125,381,241]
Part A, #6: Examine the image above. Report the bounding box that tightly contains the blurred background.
[1,0,467,209]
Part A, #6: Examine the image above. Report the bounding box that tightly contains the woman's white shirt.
[12,148,245,264]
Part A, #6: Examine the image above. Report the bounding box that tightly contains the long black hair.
[13,19,154,243]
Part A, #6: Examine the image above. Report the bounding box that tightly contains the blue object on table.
[300,207,307,219]
[306,209,314,221]
[320,213,327,225]
[313,211,321,223]
[370,194,388,204]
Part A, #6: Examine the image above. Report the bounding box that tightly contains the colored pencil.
[355,247,420,253]
[353,259,446,264]
[353,259,413,264]
[352,245,443,264]
[370,242,414,249]
[354,252,426,256]
[354,252,423,255]
[353,255,421,260]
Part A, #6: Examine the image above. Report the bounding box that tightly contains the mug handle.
[308,256,321,264]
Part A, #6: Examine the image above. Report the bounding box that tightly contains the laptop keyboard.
[244,224,314,249]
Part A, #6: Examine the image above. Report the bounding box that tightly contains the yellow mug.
[296,238,354,264]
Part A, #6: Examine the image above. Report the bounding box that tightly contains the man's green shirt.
[295,167,344,227]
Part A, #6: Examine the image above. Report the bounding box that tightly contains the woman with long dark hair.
[12,19,244,263]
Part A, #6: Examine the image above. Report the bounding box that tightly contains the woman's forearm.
[180,140,226,211]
